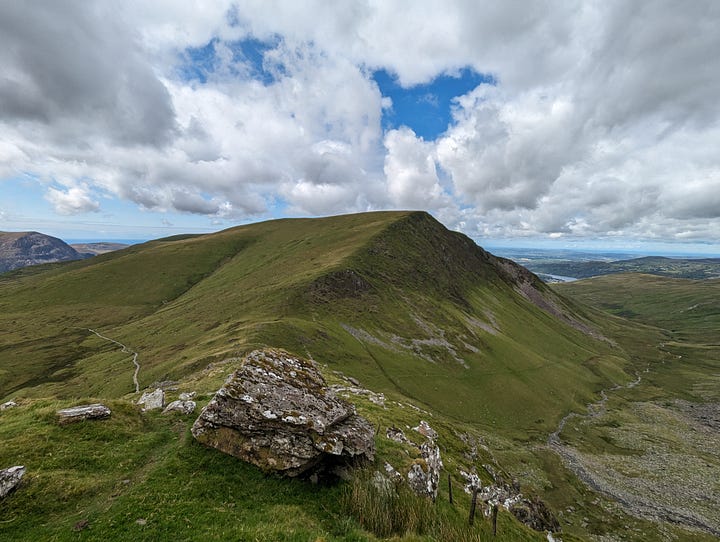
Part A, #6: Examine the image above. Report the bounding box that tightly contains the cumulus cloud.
[384,127,447,208]
[45,185,100,215]
[0,1,719,245]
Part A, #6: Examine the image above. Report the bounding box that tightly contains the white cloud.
[0,1,719,245]
[384,127,447,208]
[45,185,100,215]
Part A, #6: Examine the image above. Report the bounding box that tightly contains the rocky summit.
[0,231,89,273]
[191,349,375,477]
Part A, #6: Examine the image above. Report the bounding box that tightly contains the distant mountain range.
[0,231,128,273]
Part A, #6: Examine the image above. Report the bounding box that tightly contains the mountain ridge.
[0,231,90,273]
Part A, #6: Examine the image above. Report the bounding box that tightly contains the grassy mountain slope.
[5,211,687,541]
[1,212,622,438]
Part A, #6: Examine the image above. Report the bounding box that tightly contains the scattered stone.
[0,466,25,498]
[179,392,196,401]
[152,380,178,391]
[73,519,89,532]
[407,441,443,500]
[384,461,403,483]
[163,400,196,415]
[368,393,385,407]
[138,389,165,410]
[57,404,111,424]
[191,348,375,477]
[346,376,361,387]
[136,518,147,526]
[459,469,481,493]
[330,385,386,408]
[1,400,17,410]
[413,420,438,440]
[386,426,411,444]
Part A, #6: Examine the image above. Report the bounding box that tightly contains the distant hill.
[0,231,91,273]
[526,255,720,280]
[70,242,130,256]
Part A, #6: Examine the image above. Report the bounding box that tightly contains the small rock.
[1,400,17,410]
[347,376,361,387]
[0,466,25,498]
[386,426,410,444]
[510,495,561,533]
[136,518,147,526]
[368,393,385,407]
[73,519,89,532]
[163,400,196,415]
[459,469,481,493]
[57,404,111,424]
[138,389,164,410]
[179,392,196,401]
[153,380,178,391]
[384,461,403,483]
[413,420,438,440]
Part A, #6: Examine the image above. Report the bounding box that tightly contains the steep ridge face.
[1,212,624,438]
[0,231,88,273]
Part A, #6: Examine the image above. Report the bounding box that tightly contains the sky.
[0,1,719,254]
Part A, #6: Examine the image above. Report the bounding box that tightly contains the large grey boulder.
[0,466,25,498]
[56,404,111,424]
[191,349,375,477]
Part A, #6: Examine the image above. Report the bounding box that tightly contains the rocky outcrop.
[413,420,438,440]
[1,400,17,410]
[510,496,561,533]
[191,349,375,477]
[407,440,443,500]
[56,404,111,424]
[138,389,165,410]
[0,466,25,498]
[459,468,560,533]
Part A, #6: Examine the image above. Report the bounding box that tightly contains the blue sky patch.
[179,37,279,85]
[373,68,494,140]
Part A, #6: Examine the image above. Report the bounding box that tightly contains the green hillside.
[0,212,619,436]
[2,212,708,541]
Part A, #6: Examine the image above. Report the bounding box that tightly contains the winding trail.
[547,369,720,537]
[88,329,140,393]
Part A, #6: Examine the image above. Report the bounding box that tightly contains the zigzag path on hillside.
[87,329,140,393]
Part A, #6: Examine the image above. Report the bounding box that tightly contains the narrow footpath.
[87,329,140,393]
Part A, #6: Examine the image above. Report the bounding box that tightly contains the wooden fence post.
[468,486,478,525]
[492,504,498,536]
[448,474,453,505]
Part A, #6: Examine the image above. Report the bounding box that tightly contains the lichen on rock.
[191,348,375,477]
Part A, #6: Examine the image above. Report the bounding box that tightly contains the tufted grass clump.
[342,468,492,542]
